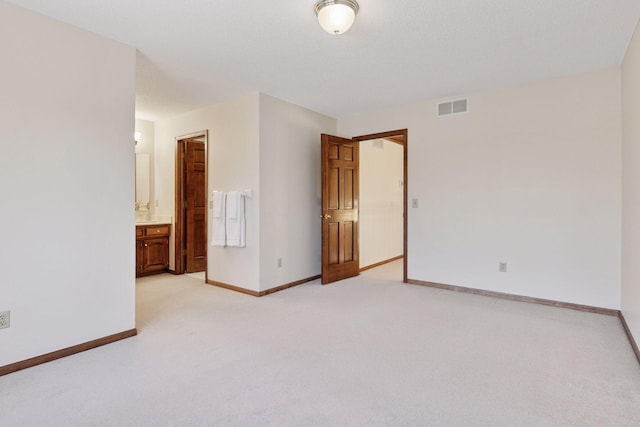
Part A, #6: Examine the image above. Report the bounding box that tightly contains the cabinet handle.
[145,244,148,247]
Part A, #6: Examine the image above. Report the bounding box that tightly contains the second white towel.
[225,191,246,247]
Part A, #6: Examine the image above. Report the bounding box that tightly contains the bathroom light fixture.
[314,0,359,35]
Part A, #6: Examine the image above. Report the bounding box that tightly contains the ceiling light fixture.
[314,0,359,35]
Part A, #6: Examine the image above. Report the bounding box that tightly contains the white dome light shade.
[315,0,359,35]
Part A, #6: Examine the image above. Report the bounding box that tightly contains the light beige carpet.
[1,260,639,426]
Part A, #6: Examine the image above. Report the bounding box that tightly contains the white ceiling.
[7,0,640,121]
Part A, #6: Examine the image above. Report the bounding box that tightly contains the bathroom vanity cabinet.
[136,224,170,277]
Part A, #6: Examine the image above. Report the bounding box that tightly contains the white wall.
[258,94,337,291]
[153,93,335,292]
[153,94,261,291]
[0,2,136,366]
[359,139,404,268]
[622,20,640,339]
[339,69,622,308]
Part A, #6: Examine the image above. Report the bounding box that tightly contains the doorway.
[175,131,208,275]
[358,135,405,277]
[320,129,408,284]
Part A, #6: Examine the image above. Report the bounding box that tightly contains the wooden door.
[185,140,207,273]
[321,134,359,284]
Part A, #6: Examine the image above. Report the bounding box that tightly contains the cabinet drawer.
[146,225,170,237]
[136,227,144,237]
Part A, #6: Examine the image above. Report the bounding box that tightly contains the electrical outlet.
[412,198,419,208]
[277,258,282,268]
[0,310,10,329]
[499,262,507,273]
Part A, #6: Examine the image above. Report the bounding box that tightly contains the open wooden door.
[321,134,359,284]
[184,140,207,273]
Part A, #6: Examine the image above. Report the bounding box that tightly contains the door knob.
[321,214,332,220]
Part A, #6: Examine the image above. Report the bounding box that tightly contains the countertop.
[136,221,172,226]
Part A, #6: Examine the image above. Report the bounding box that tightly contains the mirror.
[135,153,151,220]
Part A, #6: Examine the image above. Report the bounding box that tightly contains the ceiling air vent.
[437,98,468,117]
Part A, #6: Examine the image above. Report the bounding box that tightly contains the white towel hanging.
[211,191,226,247]
[226,191,239,219]
[212,191,225,219]
[225,191,245,247]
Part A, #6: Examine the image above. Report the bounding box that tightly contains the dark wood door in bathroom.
[183,139,207,273]
[175,133,208,276]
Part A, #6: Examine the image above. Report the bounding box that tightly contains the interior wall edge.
[207,274,321,298]
[407,279,619,316]
[619,311,640,365]
[0,329,138,377]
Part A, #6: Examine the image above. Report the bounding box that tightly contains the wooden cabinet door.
[136,239,144,275]
[143,237,169,273]
[321,134,359,284]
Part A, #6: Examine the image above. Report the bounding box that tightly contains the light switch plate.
[0,310,10,329]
